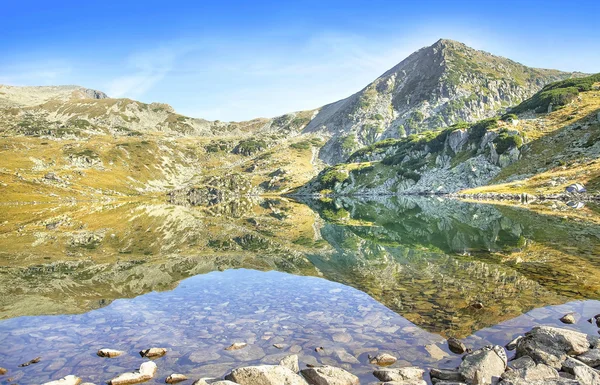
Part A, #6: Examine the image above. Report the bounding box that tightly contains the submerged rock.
[139,348,167,358]
[368,353,397,366]
[42,375,82,385]
[0,368,6,375]
[225,364,306,385]
[225,342,248,351]
[97,348,125,358]
[301,365,359,385]
[166,374,189,384]
[18,356,41,367]
[109,361,157,385]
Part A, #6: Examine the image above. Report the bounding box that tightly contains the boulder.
[500,363,559,382]
[429,368,464,382]
[525,326,593,355]
[507,356,536,370]
[301,365,359,385]
[368,353,398,366]
[225,364,306,385]
[448,129,469,153]
[109,361,157,385]
[458,346,506,384]
[373,367,425,382]
[279,355,300,373]
[42,376,82,385]
[139,347,167,358]
[572,365,600,385]
[97,348,125,358]
[576,349,600,367]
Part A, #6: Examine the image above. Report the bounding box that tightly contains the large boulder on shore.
[225,364,307,385]
[458,345,506,384]
[301,366,359,385]
[515,326,595,369]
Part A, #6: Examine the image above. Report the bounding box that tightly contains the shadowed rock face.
[1,196,600,340]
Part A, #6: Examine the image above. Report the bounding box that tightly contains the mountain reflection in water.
[0,196,599,341]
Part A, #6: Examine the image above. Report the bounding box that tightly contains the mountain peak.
[302,40,578,164]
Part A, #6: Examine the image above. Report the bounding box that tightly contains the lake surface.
[1,196,599,384]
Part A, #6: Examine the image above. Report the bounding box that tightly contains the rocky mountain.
[302,39,579,164]
[0,39,594,202]
[299,73,600,196]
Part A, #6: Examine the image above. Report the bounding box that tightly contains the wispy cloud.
[105,43,196,99]
[0,60,73,85]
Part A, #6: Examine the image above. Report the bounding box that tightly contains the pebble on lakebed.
[0,367,6,375]
[225,342,247,351]
[368,353,397,366]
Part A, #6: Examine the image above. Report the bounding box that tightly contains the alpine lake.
[1,195,599,384]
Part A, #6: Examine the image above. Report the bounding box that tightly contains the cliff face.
[302,39,577,164]
[299,117,525,195]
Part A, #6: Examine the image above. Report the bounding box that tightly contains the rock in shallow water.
[225,342,248,351]
[97,348,125,358]
[139,347,167,358]
[560,313,577,324]
[42,375,82,385]
[0,367,6,375]
[301,365,359,385]
[166,373,189,383]
[447,337,468,354]
[109,361,157,385]
[368,353,397,366]
[225,364,306,385]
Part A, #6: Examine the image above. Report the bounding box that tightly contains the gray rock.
[572,365,600,385]
[373,367,425,382]
[576,349,600,367]
[458,346,506,384]
[225,365,306,385]
[516,326,593,368]
[429,368,464,382]
[500,363,559,382]
[280,355,300,373]
[301,365,359,385]
[507,356,536,370]
[505,336,522,351]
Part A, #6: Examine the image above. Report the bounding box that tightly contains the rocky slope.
[299,73,600,196]
[302,39,579,164]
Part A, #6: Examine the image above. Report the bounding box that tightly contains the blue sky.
[1,0,599,121]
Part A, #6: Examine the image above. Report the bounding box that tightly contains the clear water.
[0,196,599,384]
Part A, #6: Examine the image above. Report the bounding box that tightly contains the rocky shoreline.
[3,319,599,385]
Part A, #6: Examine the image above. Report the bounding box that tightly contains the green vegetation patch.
[233,138,267,156]
[512,73,600,113]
